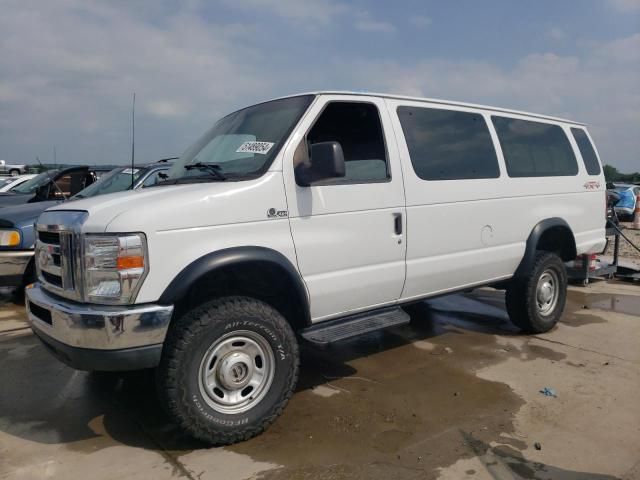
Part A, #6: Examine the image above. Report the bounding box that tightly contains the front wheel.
[506,251,567,333]
[157,296,299,445]
[9,169,20,176]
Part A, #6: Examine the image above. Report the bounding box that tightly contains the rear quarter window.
[492,116,578,177]
[570,128,601,175]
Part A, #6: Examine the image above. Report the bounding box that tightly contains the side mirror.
[296,141,346,186]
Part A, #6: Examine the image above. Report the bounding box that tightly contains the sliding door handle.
[393,213,403,235]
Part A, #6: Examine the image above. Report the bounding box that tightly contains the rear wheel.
[157,296,299,445]
[506,251,567,333]
[9,169,20,176]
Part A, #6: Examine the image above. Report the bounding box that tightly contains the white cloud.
[354,11,396,33]
[146,100,189,118]
[227,0,396,33]
[342,34,640,171]
[225,0,348,24]
[409,15,432,29]
[0,0,273,164]
[546,27,566,41]
[607,0,640,12]
[0,1,637,172]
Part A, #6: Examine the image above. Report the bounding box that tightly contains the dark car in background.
[0,161,171,289]
[0,166,98,208]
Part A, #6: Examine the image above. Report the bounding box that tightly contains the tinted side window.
[492,116,578,177]
[397,106,499,180]
[571,128,601,175]
[305,102,388,184]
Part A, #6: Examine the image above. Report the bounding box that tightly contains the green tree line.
[603,165,640,183]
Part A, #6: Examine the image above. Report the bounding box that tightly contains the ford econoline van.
[26,92,605,444]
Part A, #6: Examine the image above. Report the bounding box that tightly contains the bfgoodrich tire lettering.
[506,251,567,333]
[157,296,299,445]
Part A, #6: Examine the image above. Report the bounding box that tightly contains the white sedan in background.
[0,174,37,193]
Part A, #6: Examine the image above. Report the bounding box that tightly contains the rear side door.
[387,99,515,299]
[282,95,406,322]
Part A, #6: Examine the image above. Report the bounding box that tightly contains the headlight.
[83,233,147,304]
[0,229,21,247]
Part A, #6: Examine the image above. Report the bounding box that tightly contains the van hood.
[46,172,287,234]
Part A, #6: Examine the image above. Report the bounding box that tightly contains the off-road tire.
[157,296,299,445]
[506,251,567,333]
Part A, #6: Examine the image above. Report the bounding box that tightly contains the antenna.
[131,92,135,189]
[36,155,66,201]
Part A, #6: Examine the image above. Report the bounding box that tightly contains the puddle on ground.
[567,290,640,318]
[229,293,572,479]
[0,287,619,479]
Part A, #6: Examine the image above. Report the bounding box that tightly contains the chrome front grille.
[35,210,88,302]
[35,229,75,292]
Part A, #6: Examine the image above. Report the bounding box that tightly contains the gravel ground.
[604,221,640,261]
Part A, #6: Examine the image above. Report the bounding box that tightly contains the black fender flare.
[157,246,311,326]
[515,217,576,277]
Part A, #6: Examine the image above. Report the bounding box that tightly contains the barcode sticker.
[236,141,275,155]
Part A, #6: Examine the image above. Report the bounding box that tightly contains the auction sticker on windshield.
[236,141,275,155]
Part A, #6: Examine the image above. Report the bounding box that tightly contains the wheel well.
[536,225,577,261]
[172,261,309,332]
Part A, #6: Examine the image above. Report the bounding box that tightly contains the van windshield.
[164,95,314,183]
[10,171,59,194]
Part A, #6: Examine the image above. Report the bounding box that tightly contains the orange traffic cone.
[634,193,640,229]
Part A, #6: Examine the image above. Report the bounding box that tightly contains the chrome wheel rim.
[198,330,275,414]
[536,269,559,316]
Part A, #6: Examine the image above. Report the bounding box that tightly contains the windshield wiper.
[184,162,226,181]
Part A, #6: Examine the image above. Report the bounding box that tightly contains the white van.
[26,92,605,444]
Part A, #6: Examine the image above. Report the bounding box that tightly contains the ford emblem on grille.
[38,248,51,268]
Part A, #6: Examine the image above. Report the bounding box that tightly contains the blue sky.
[1,0,639,171]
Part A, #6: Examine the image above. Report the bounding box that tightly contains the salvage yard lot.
[1,282,639,480]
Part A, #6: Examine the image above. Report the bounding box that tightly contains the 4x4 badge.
[267,208,288,218]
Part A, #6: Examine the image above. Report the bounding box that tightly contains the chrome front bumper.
[0,250,33,286]
[26,283,174,371]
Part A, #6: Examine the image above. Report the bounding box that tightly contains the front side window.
[302,102,389,184]
[397,106,499,180]
[570,128,601,175]
[164,95,314,183]
[492,116,578,177]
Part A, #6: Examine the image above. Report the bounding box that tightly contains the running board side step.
[300,307,410,347]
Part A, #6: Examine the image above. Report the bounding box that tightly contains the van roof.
[276,91,585,126]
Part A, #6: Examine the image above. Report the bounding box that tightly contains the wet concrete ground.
[1,282,639,480]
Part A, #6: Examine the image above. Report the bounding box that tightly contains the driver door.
[282,95,407,322]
